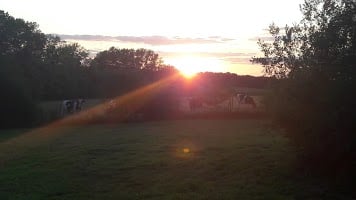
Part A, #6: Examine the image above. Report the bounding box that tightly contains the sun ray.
[0,73,181,159]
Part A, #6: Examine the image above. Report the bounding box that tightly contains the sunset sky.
[2,0,304,76]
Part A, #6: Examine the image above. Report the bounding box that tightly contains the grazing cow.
[236,93,247,104]
[105,99,118,113]
[106,99,117,112]
[235,93,256,108]
[61,100,73,116]
[61,99,85,116]
[74,99,85,111]
[244,95,256,108]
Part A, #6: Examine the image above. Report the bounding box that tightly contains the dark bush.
[0,77,39,129]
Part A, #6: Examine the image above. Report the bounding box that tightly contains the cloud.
[208,36,235,42]
[211,52,257,65]
[58,34,234,46]
[249,36,275,42]
[158,51,257,66]
[222,57,252,64]
[58,34,255,66]
[159,51,256,58]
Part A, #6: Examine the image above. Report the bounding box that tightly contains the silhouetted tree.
[0,11,93,127]
[90,47,164,71]
[42,36,90,99]
[252,0,356,179]
[0,10,48,98]
[88,47,172,97]
[0,11,48,127]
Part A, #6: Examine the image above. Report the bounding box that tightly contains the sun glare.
[166,56,224,78]
[183,148,190,153]
[180,67,198,78]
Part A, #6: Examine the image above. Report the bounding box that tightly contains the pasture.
[0,119,338,200]
[40,97,264,117]
[38,90,265,123]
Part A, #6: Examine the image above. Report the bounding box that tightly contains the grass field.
[37,87,267,123]
[39,94,265,124]
[0,119,343,200]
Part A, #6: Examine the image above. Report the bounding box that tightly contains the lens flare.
[0,73,181,162]
[183,148,190,153]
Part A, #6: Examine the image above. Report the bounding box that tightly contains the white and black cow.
[60,99,85,116]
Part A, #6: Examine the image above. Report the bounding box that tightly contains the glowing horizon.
[165,55,224,77]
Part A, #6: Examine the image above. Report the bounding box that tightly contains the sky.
[1,0,304,76]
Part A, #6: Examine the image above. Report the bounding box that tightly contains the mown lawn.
[0,119,336,200]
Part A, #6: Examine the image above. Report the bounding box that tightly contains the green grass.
[0,119,330,199]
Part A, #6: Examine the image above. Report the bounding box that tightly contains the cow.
[74,99,85,112]
[104,99,116,112]
[235,93,256,109]
[60,99,85,116]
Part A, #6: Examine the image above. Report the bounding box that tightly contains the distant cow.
[61,99,85,116]
[236,93,247,104]
[236,93,256,108]
[107,99,117,111]
[244,95,256,108]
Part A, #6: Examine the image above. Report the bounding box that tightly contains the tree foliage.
[253,0,356,176]
[41,35,91,99]
[0,11,47,127]
[91,47,164,71]
[0,11,91,127]
[0,10,181,127]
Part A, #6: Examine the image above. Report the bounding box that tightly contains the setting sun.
[183,148,190,153]
[166,56,223,78]
[180,70,197,78]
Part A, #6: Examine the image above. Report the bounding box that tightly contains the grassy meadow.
[0,119,340,200]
